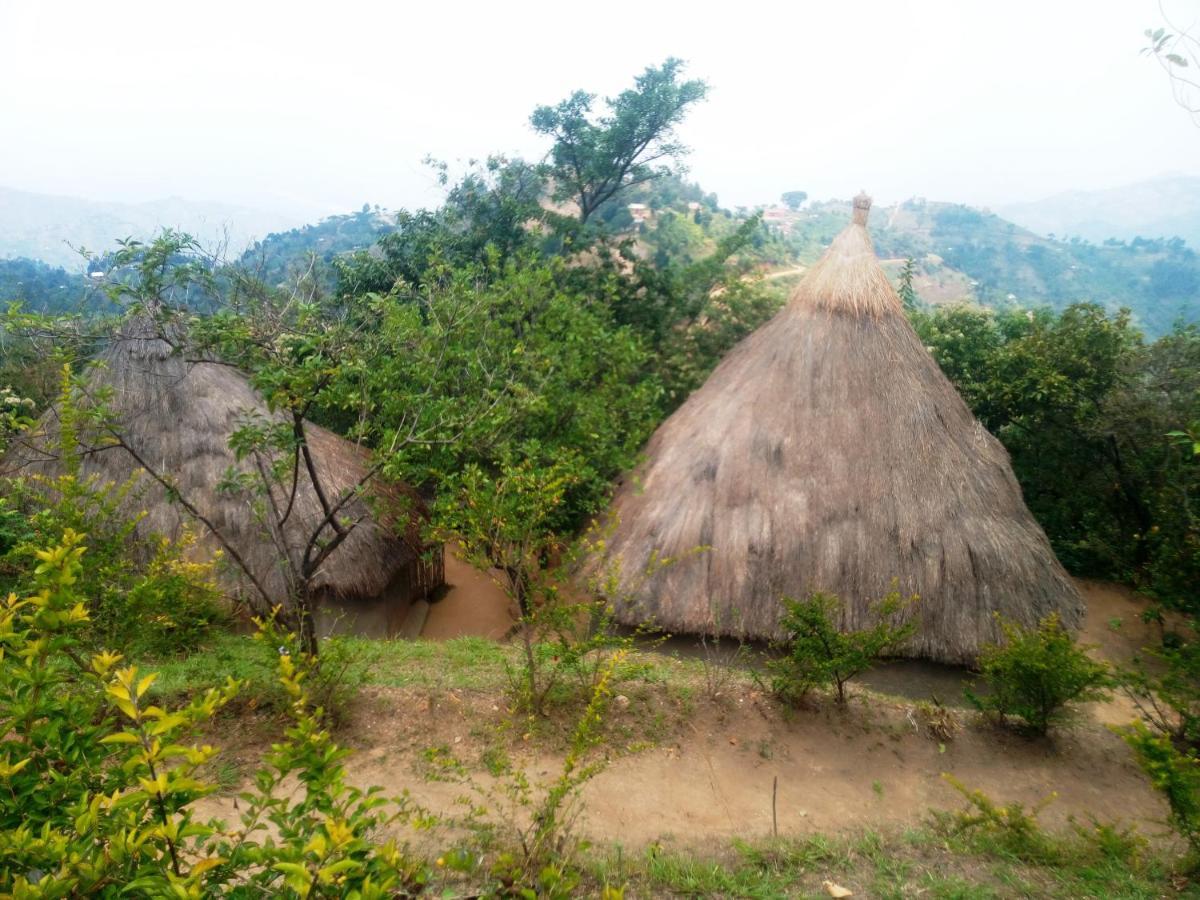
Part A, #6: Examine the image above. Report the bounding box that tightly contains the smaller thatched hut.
[5,319,443,638]
[597,194,1083,664]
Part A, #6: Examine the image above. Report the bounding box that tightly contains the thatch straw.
[598,194,1083,664]
[4,318,440,610]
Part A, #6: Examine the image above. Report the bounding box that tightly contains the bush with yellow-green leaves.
[0,529,429,898]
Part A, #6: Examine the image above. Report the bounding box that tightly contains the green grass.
[144,633,514,701]
[142,632,720,707]
[587,828,1199,899]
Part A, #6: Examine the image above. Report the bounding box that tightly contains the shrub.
[443,482,660,718]
[434,650,631,898]
[0,529,430,896]
[935,774,1060,864]
[2,472,225,656]
[966,613,1111,735]
[766,587,917,705]
[936,775,1146,869]
[249,610,373,726]
[0,384,35,456]
[1,373,224,656]
[1117,720,1200,858]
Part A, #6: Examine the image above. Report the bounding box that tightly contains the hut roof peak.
[788,192,900,318]
[852,191,872,224]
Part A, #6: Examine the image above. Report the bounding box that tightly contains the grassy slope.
[145,635,1197,898]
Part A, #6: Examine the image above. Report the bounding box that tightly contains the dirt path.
[419,546,515,640]
[761,265,806,281]
[576,697,1153,845]
[197,579,1172,851]
[198,677,1162,851]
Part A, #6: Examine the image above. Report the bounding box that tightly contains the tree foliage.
[912,302,1200,611]
[1118,720,1200,857]
[532,58,708,224]
[780,190,807,210]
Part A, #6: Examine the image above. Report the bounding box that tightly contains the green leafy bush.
[1,370,223,656]
[2,472,224,656]
[0,529,430,897]
[1117,720,1200,859]
[935,774,1060,864]
[430,650,631,899]
[966,613,1111,735]
[911,304,1200,614]
[0,384,35,456]
[437,461,656,718]
[766,587,917,705]
[247,611,373,725]
[935,775,1146,869]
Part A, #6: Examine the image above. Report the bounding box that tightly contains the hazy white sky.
[1,0,1197,220]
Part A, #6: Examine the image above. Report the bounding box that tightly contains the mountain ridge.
[996,174,1200,249]
[0,186,307,269]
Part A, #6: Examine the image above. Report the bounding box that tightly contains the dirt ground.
[197,576,1175,851]
[419,547,515,641]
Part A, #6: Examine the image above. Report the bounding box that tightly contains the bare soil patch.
[196,578,1173,852]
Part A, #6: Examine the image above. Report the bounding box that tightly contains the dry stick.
[772,775,778,839]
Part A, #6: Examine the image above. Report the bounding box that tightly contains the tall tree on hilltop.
[531,58,708,225]
[781,190,808,210]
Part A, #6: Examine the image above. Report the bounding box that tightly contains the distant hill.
[0,257,92,314]
[8,179,1196,338]
[767,199,1199,336]
[238,206,396,288]
[997,175,1200,249]
[0,186,306,269]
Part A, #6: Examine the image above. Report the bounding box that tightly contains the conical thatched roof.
[600,194,1083,664]
[5,318,437,611]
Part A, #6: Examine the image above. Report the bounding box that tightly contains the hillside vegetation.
[5,178,1200,336]
[0,256,90,313]
[772,198,1200,336]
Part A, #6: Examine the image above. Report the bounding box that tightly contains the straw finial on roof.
[852,191,872,225]
[788,189,897,318]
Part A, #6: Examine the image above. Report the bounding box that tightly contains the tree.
[898,256,918,310]
[780,190,807,210]
[334,156,547,295]
[531,58,708,224]
[5,234,492,656]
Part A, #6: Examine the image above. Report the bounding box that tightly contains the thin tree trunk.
[297,588,320,657]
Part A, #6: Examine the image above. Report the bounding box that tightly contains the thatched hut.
[5,319,443,638]
[600,194,1082,663]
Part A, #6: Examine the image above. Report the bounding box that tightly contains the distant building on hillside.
[627,203,651,224]
[762,206,794,234]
